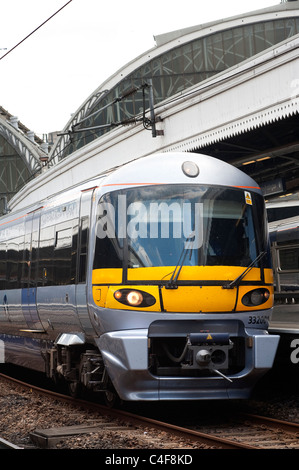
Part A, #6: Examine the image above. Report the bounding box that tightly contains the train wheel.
[104,390,118,407]
[103,380,121,408]
[68,381,81,398]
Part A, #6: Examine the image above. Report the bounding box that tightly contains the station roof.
[49,1,299,168]
[7,1,299,211]
[0,106,48,212]
[154,2,296,46]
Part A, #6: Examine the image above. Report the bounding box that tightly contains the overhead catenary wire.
[0,0,73,61]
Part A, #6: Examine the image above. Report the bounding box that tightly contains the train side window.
[7,238,19,289]
[38,226,55,286]
[18,237,25,288]
[55,227,72,249]
[78,216,89,283]
[0,242,7,290]
[279,246,299,271]
[30,230,39,287]
[71,221,79,284]
[21,231,31,288]
[54,223,73,285]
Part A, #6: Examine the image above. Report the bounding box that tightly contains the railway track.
[1,371,299,449]
[191,413,299,449]
[0,437,23,449]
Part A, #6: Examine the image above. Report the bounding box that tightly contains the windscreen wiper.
[165,232,195,289]
[222,251,267,290]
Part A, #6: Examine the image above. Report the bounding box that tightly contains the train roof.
[98,152,262,192]
[268,215,299,243]
[2,152,262,223]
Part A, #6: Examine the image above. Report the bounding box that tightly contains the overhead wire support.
[73,83,147,129]
[147,79,157,138]
[69,117,142,134]
[59,81,163,139]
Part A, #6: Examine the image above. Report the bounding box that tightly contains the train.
[267,199,299,225]
[0,151,280,403]
[266,213,299,375]
[268,215,299,336]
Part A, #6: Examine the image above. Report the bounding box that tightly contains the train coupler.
[181,333,234,381]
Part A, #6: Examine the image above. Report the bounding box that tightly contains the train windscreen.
[93,184,270,270]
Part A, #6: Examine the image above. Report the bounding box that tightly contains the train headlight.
[127,290,143,306]
[114,290,123,301]
[113,289,156,308]
[182,161,199,178]
[241,288,270,307]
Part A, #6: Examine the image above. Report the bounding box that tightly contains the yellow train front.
[89,152,280,401]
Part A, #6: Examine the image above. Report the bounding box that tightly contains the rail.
[1,372,299,449]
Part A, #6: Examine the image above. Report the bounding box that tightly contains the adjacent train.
[0,152,279,403]
[268,215,299,336]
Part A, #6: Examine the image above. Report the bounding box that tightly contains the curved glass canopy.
[51,16,299,164]
[0,135,32,212]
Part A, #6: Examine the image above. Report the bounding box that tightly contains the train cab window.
[94,192,124,269]
[93,185,267,274]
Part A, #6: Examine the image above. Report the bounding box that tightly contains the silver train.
[0,152,279,403]
[268,215,299,335]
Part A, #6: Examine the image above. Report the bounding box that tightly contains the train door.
[21,211,44,332]
[75,188,95,335]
